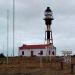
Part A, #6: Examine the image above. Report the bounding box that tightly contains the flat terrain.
[0,56,75,75]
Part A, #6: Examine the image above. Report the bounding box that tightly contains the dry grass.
[0,56,75,75]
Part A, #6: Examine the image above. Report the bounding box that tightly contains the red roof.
[19,44,49,50]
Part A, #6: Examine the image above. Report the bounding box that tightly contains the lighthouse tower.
[44,7,56,56]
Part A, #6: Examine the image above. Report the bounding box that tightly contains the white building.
[19,44,56,57]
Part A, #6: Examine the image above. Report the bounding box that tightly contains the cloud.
[0,0,75,56]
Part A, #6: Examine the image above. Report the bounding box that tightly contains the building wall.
[19,50,31,56]
[19,48,56,56]
[31,49,47,56]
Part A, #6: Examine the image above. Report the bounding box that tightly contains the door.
[31,51,34,56]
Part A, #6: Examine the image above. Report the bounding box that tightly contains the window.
[49,51,50,55]
[40,51,43,55]
[22,51,24,55]
[52,51,54,55]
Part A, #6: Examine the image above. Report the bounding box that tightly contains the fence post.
[71,64,73,74]
[60,62,63,70]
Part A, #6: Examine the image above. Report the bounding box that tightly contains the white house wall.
[31,49,47,56]
[19,50,31,56]
[19,48,56,56]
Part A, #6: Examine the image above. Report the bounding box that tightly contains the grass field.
[0,56,75,75]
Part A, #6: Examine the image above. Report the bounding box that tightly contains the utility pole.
[13,0,15,56]
[7,9,9,64]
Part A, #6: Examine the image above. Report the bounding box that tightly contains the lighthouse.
[44,7,56,56]
[19,7,56,57]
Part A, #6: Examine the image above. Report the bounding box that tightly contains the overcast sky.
[0,0,75,56]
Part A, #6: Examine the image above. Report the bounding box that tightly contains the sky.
[0,0,75,56]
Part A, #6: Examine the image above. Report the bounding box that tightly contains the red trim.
[19,44,48,50]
